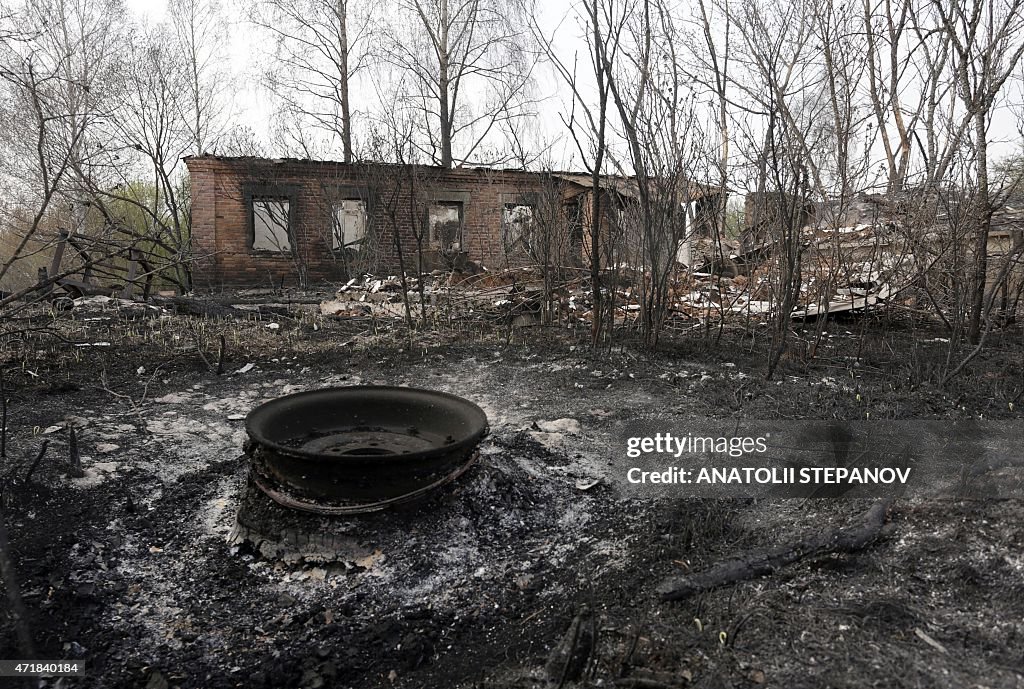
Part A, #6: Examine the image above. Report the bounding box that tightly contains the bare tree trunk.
[382,0,532,168]
[438,0,453,168]
[251,0,362,160]
[339,0,354,162]
[968,111,990,344]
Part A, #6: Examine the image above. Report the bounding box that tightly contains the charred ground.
[0,299,1022,689]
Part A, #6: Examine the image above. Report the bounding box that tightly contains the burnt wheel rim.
[244,386,489,508]
[251,451,481,515]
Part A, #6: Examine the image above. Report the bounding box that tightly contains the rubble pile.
[315,251,901,329]
[318,270,553,324]
[313,191,1021,325]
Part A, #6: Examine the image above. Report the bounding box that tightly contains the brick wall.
[185,156,557,289]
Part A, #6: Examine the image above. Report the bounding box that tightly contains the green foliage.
[82,177,193,292]
[723,201,745,241]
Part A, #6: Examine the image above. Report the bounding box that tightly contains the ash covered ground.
[0,301,1022,688]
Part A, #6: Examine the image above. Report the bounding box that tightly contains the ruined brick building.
[185,156,720,288]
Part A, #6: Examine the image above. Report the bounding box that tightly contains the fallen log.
[657,498,895,601]
[545,607,595,686]
[150,296,251,319]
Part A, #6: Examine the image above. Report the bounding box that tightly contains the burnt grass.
[0,303,1023,689]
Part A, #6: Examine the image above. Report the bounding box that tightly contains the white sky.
[122,0,641,170]
[123,0,1024,186]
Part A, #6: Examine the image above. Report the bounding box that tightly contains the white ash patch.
[200,474,245,538]
[141,415,244,481]
[556,503,592,530]
[199,390,261,416]
[67,460,118,487]
[471,395,523,430]
[153,392,193,404]
[590,538,630,562]
[536,418,582,434]
[528,417,584,450]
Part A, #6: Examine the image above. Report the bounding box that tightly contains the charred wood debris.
[26,258,894,332]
